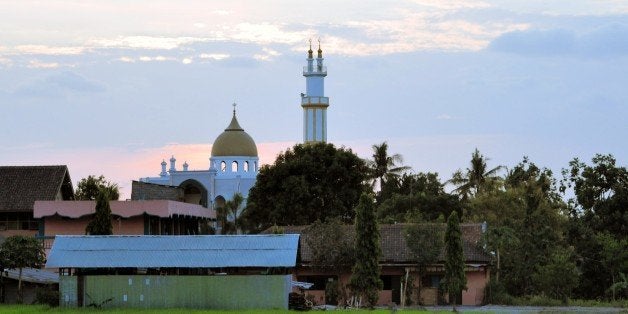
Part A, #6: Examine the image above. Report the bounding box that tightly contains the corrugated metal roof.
[46,235,299,268]
[3,267,59,284]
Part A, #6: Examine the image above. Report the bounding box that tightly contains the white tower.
[302,39,329,143]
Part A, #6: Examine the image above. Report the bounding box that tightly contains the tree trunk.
[496,249,501,283]
[611,273,616,301]
[17,268,23,304]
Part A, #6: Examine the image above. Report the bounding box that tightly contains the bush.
[483,279,514,305]
[35,286,59,307]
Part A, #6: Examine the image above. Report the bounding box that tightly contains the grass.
[0,305,450,314]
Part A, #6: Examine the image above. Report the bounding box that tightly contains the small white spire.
[160,160,167,177]
[169,155,176,172]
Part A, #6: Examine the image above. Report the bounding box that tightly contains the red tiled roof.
[268,223,491,264]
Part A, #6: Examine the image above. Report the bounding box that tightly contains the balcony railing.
[303,66,327,75]
[301,96,329,105]
[35,235,55,250]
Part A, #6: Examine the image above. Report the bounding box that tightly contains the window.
[254,161,258,172]
[220,161,226,172]
[244,161,249,172]
[422,275,442,288]
[231,161,238,172]
[0,213,39,230]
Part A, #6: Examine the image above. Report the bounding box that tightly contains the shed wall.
[69,275,290,309]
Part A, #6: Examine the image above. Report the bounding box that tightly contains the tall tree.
[368,142,410,192]
[85,189,113,235]
[0,236,46,303]
[483,226,519,283]
[562,154,627,238]
[444,211,466,310]
[349,193,382,308]
[241,142,368,232]
[75,175,120,201]
[404,223,444,306]
[562,154,628,299]
[449,149,503,200]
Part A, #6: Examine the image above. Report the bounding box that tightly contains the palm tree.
[218,193,244,234]
[449,149,503,200]
[368,142,410,191]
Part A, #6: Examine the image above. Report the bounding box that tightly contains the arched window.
[231,161,238,172]
[220,161,226,172]
[254,161,258,172]
[244,161,249,172]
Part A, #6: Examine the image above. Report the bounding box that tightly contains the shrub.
[483,279,514,305]
[35,286,59,307]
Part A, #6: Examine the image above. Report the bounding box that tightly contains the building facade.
[139,108,258,209]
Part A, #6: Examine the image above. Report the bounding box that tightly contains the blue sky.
[1,0,627,198]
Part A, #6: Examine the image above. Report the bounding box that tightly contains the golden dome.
[211,112,258,157]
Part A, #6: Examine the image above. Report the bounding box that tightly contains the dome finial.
[232,102,237,116]
[317,38,322,58]
[307,39,313,58]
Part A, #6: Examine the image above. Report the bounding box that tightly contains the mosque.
[138,42,329,209]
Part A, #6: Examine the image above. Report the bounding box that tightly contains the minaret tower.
[302,39,329,143]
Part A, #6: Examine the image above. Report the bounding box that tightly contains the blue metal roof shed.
[46,234,299,268]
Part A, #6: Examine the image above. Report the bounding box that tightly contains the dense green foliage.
[85,189,113,235]
[0,236,46,303]
[444,211,467,307]
[243,140,625,304]
[349,193,382,308]
[404,223,444,304]
[75,175,120,201]
[242,142,368,232]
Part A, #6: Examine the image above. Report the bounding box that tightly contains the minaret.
[302,39,329,143]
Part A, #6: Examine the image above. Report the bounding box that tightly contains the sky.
[1,0,627,199]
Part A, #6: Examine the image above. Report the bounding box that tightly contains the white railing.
[301,96,329,105]
[303,66,327,74]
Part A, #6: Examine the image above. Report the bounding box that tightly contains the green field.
[0,305,443,314]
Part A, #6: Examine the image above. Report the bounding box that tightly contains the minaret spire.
[302,39,329,143]
[317,38,322,58]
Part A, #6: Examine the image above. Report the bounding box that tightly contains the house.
[34,200,216,253]
[273,223,491,306]
[47,234,299,309]
[0,166,74,238]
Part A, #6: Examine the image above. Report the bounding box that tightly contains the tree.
[305,218,355,306]
[75,175,120,201]
[449,149,503,201]
[376,172,462,224]
[241,143,369,232]
[349,193,382,308]
[562,154,627,239]
[597,232,628,301]
[368,142,410,192]
[217,193,245,234]
[305,218,355,270]
[444,211,466,310]
[85,189,113,235]
[483,226,519,283]
[533,247,579,304]
[561,154,628,299]
[404,223,444,306]
[0,236,46,303]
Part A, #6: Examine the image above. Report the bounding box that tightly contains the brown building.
[0,166,74,238]
[275,223,491,306]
